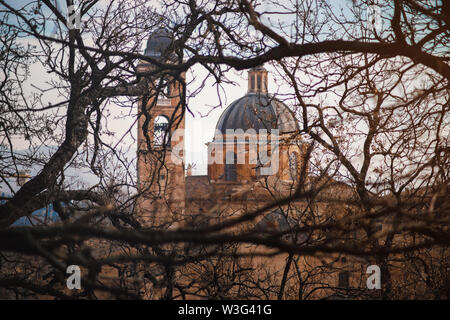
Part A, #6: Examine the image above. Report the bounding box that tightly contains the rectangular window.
[375,223,383,232]
[257,75,261,90]
[338,271,349,288]
[225,164,237,181]
[251,75,255,91]
[225,152,237,181]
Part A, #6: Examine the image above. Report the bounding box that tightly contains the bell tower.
[136,29,185,227]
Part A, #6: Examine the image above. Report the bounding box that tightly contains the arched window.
[162,79,171,98]
[289,152,298,181]
[154,115,170,147]
[225,151,237,181]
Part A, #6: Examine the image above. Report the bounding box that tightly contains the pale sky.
[1,0,378,186]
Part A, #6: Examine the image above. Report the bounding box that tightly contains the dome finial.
[248,65,268,94]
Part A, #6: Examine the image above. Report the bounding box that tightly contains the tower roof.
[144,28,173,59]
[215,66,298,134]
[215,93,298,134]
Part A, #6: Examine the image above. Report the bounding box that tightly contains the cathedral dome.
[208,66,303,183]
[215,66,298,134]
[215,92,299,134]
